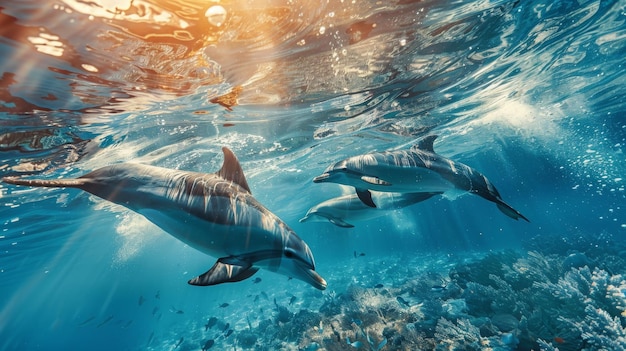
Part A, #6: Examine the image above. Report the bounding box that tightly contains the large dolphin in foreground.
[313,135,529,222]
[2,147,327,290]
[300,192,438,228]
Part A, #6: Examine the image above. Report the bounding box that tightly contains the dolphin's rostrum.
[313,135,529,222]
[3,147,327,290]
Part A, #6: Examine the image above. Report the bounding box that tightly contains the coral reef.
[151,235,626,351]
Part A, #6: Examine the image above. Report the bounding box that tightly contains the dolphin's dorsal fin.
[412,135,438,153]
[217,147,251,193]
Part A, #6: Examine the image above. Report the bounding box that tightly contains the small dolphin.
[313,135,529,221]
[299,192,438,228]
[3,147,326,289]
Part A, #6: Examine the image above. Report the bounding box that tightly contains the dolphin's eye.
[284,249,294,258]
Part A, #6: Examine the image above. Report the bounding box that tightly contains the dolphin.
[300,192,438,228]
[312,135,529,222]
[2,147,327,290]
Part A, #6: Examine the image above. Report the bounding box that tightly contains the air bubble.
[205,5,227,27]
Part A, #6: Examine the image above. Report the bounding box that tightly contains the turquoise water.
[1,1,625,350]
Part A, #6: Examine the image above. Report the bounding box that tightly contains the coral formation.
[149,235,626,351]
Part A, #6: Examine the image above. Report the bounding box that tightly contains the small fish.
[354,251,366,258]
[155,290,161,299]
[223,322,230,331]
[554,337,565,344]
[174,337,184,348]
[289,295,297,305]
[77,316,95,327]
[396,296,410,307]
[431,284,447,292]
[205,317,218,331]
[96,315,114,328]
[152,306,160,316]
[201,339,215,350]
[254,295,260,302]
[122,320,134,329]
[219,303,229,308]
[261,291,269,300]
[374,284,384,289]
[146,332,154,347]
[224,329,233,338]
[138,295,146,306]
[253,277,262,284]
[170,306,184,314]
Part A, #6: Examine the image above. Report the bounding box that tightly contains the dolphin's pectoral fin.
[356,188,377,208]
[495,200,530,222]
[360,175,392,186]
[329,218,355,228]
[188,259,259,286]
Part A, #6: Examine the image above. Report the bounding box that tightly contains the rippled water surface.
[1,0,625,350]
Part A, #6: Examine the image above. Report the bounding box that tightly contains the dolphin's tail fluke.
[2,177,87,189]
[495,199,530,222]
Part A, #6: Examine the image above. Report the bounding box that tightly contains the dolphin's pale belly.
[311,197,386,221]
[138,203,282,259]
[362,165,456,193]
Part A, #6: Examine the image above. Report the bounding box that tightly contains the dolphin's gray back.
[4,163,282,234]
[83,164,277,227]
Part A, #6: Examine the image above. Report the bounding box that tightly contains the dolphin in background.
[2,147,327,290]
[300,192,438,228]
[313,135,529,222]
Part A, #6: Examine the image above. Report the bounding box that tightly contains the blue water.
[1,0,625,350]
